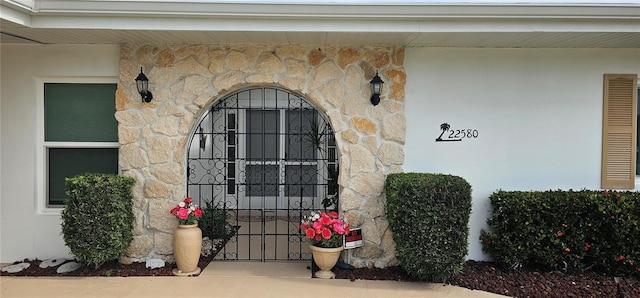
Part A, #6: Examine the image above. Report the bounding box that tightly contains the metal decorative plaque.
[436,123,478,142]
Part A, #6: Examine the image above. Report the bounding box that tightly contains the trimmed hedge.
[481,189,640,277]
[386,173,472,281]
[61,173,135,269]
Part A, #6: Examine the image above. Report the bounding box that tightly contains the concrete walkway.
[1,261,506,298]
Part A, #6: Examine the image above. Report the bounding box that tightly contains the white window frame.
[36,76,120,215]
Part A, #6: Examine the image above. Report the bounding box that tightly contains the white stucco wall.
[0,44,121,263]
[404,47,640,261]
[2,44,639,263]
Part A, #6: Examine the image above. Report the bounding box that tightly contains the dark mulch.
[332,265,414,282]
[4,258,640,298]
[444,261,640,298]
[0,257,211,277]
[331,261,640,298]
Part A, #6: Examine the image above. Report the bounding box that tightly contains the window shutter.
[601,74,638,189]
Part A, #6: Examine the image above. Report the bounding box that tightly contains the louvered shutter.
[601,74,638,189]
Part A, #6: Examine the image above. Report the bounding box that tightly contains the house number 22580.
[436,123,478,142]
[449,129,478,139]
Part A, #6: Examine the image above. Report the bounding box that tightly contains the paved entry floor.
[1,261,506,298]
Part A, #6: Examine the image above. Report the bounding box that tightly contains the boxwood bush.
[386,173,472,281]
[61,173,136,269]
[481,189,640,277]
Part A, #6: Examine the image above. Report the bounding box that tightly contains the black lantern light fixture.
[369,70,384,106]
[135,67,153,103]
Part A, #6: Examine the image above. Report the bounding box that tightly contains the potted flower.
[169,197,204,276]
[300,211,349,278]
[170,197,203,225]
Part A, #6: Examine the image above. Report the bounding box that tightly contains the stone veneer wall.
[115,44,406,268]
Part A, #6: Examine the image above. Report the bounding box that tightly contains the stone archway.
[115,44,406,268]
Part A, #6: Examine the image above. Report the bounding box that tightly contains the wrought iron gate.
[186,87,339,261]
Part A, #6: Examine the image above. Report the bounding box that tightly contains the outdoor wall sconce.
[135,67,153,103]
[370,70,384,106]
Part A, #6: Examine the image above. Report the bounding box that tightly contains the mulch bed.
[331,261,640,298]
[0,257,212,277]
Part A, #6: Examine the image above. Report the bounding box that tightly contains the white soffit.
[27,1,640,19]
[1,0,639,47]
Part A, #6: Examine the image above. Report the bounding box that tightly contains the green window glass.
[45,83,117,142]
[48,148,119,206]
[44,83,119,206]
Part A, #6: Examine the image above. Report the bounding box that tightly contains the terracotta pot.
[309,245,344,279]
[172,224,202,276]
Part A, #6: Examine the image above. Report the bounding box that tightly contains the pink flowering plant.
[300,211,349,248]
[170,197,203,225]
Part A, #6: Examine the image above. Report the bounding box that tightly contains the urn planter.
[310,245,344,279]
[172,224,202,276]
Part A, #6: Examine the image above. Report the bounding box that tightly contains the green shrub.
[386,173,472,281]
[200,199,233,239]
[61,173,136,269]
[481,189,640,276]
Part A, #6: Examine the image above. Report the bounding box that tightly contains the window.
[39,81,119,211]
[601,74,638,189]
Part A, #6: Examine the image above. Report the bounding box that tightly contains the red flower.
[194,208,203,217]
[584,243,592,251]
[305,228,315,238]
[556,231,564,237]
[299,210,349,248]
[321,228,332,239]
[616,255,625,262]
[565,247,571,252]
[333,223,346,234]
[170,197,203,225]
[177,208,189,219]
[320,215,332,225]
